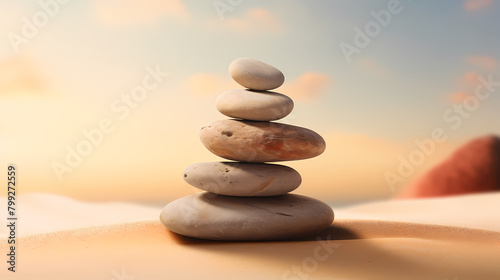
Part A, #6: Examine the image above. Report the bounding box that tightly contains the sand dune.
[0,193,160,237]
[1,193,499,279]
[337,192,500,232]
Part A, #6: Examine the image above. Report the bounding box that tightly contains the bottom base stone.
[160,192,334,241]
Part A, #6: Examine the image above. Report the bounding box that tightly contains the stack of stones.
[160,58,334,241]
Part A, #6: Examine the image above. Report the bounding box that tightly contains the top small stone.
[229,58,285,91]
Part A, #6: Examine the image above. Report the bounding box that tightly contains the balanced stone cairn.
[160,58,334,241]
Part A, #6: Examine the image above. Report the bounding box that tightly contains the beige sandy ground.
[1,193,499,280]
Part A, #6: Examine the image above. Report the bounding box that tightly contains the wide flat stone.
[216,89,294,121]
[229,57,285,91]
[199,119,326,162]
[183,162,301,196]
[160,192,334,241]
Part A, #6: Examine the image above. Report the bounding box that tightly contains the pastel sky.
[0,0,499,205]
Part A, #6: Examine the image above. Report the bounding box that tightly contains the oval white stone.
[216,89,294,121]
[229,58,285,91]
[183,162,301,196]
[160,193,334,241]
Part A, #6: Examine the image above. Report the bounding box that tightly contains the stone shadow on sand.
[167,219,500,279]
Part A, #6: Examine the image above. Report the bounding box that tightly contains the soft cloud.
[446,56,498,103]
[94,0,189,25]
[458,71,481,90]
[466,55,498,70]
[448,72,481,104]
[355,58,388,78]
[281,72,332,101]
[448,91,470,103]
[464,0,493,11]
[0,57,45,95]
[461,71,479,84]
[211,8,283,34]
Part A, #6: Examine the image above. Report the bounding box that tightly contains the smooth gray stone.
[216,89,294,121]
[183,162,301,196]
[160,193,334,241]
[229,57,285,91]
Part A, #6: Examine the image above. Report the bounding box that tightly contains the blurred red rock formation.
[397,135,500,199]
